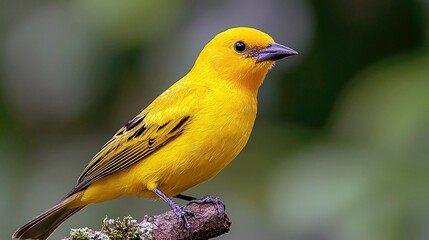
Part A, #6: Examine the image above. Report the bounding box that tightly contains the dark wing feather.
[64,113,191,199]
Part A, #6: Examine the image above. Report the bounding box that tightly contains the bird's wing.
[63,84,203,199]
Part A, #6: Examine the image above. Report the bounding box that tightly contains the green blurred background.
[1,1,428,239]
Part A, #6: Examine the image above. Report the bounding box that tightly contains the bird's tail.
[13,195,85,240]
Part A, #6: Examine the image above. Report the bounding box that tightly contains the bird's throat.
[236,67,270,95]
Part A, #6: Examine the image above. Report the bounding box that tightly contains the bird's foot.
[189,195,225,216]
[171,203,194,229]
[152,187,194,229]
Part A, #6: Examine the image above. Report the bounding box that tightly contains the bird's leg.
[188,195,225,216]
[152,188,193,229]
[174,194,197,201]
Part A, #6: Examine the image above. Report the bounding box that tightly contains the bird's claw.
[171,204,194,229]
[189,195,225,216]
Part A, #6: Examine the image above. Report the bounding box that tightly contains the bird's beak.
[256,42,298,63]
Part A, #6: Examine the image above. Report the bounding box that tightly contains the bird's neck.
[189,61,269,96]
[236,68,270,94]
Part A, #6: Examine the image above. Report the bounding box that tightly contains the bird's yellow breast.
[79,78,257,204]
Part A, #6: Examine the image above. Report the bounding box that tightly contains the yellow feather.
[13,27,297,239]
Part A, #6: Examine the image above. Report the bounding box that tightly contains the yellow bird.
[13,27,297,239]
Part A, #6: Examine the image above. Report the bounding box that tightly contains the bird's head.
[191,27,297,93]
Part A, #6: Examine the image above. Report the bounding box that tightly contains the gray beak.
[256,42,298,63]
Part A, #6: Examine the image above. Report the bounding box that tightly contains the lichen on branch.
[63,202,231,240]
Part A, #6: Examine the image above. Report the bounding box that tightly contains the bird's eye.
[234,41,246,52]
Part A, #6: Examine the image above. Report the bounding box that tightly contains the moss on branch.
[63,202,231,240]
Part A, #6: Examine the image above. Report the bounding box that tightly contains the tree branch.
[63,202,231,240]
